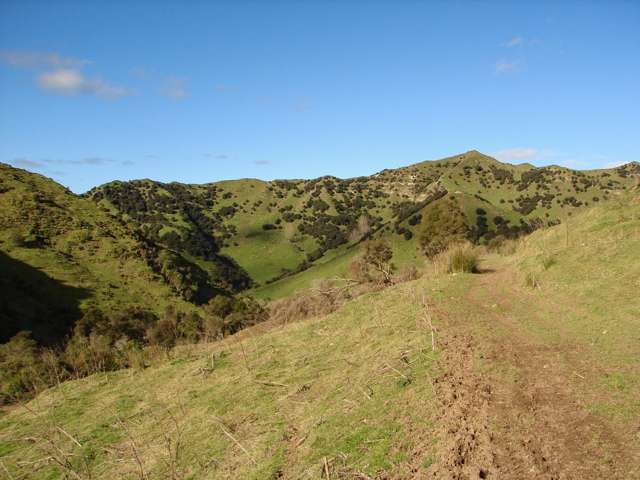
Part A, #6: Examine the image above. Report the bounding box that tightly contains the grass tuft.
[435,243,480,274]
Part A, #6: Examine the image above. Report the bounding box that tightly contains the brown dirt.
[422,263,639,479]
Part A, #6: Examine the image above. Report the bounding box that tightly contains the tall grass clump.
[434,243,480,274]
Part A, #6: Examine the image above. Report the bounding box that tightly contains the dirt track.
[424,261,639,480]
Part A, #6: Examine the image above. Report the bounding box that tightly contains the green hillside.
[87,151,640,292]
[1,192,638,479]
[2,152,639,339]
[0,163,250,344]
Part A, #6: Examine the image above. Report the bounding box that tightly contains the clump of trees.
[0,295,266,405]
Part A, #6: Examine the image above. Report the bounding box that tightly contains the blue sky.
[1,1,638,192]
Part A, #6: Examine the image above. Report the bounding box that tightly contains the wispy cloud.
[38,69,131,98]
[8,156,128,174]
[254,160,270,166]
[0,49,90,69]
[1,49,130,99]
[161,77,187,99]
[503,36,524,48]
[292,99,311,113]
[12,158,46,169]
[493,148,538,162]
[44,157,116,166]
[494,59,521,74]
[214,84,231,92]
[204,153,229,160]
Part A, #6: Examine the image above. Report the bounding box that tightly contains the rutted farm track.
[423,262,639,479]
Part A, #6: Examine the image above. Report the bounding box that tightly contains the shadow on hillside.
[0,250,90,345]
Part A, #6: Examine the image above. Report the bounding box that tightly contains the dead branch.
[254,380,289,388]
[219,425,257,466]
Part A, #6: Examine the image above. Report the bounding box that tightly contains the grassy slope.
[0,164,197,339]
[2,194,638,478]
[88,152,640,288]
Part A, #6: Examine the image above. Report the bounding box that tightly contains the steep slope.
[87,151,640,290]
[1,194,638,479]
[0,164,250,344]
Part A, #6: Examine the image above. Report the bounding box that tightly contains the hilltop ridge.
[1,151,639,344]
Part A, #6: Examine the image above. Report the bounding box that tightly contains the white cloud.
[161,77,187,99]
[0,49,90,69]
[37,68,130,98]
[495,59,521,74]
[504,36,523,48]
[254,160,270,165]
[2,49,130,99]
[493,148,538,162]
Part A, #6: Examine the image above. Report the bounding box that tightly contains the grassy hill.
[87,151,640,293]
[2,151,639,336]
[1,192,638,479]
[0,163,250,344]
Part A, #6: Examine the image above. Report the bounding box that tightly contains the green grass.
[0,277,441,479]
[2,192,640,477]
[82,151,639,291]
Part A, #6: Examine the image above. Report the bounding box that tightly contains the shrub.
[435,243,479,274]
[0,332,47,404]
[203,315,224,341]
[419,199,468,258]
[362,240,395,284]
[396,265,421,282]
[448,246,479,273]
[64,332,119,377]
[146,317,177,349]
[205,296,235,318]
[177,312,203,342]
[486,236,505,252]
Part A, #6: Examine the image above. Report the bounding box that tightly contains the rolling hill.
[1,189,638,479]
[86,150,639,294]
[0,162,250,345]
[2,151,639,344]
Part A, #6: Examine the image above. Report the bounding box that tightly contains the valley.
[1,152,639,478]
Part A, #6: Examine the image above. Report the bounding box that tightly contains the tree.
[362,240,395,284]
